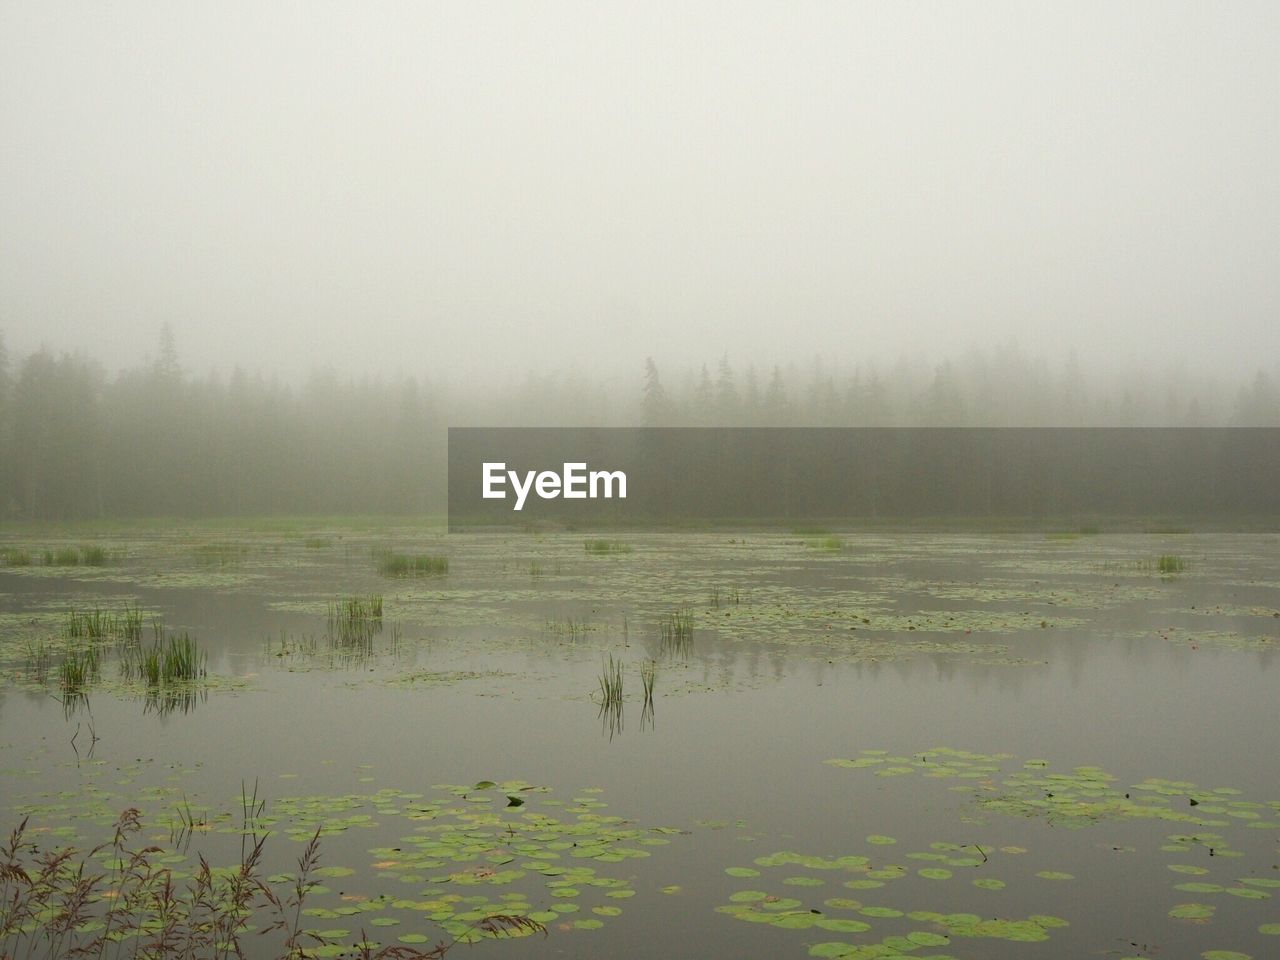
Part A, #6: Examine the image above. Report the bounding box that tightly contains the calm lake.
[2,527,1278,959]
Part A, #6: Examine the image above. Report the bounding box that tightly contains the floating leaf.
[1170,903,1215,921]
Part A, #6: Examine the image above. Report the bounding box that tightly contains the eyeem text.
[482,462,627,511]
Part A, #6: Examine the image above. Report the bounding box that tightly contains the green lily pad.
[1170,903,1215,921]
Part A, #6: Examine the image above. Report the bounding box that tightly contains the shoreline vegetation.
[0,331,1277,522]
[1,514,1276,540]
[0,807,545,960]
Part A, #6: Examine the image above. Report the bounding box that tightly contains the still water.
[1,529,1278,959]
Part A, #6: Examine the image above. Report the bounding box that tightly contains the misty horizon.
[3,1,1278,382]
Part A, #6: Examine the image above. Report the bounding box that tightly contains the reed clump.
[119,628,207,685]
[584,538,632,556]
[375,549,449,577]
[659,607,694,657]
[597,654,624,707]
[0,807,545,960]
[806,535,846,551]
[327,595,385,649]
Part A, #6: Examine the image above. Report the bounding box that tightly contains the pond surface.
[2,528,1279,959]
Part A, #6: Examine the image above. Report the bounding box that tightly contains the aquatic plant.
[52,546,81,566]
[23,641,53,685]
[1,547,33,566]
[1157,554,1186,574]
[375,550,448,577]
[659,607,694,657]
[807,535,846,551]
[0,808,543,960]
[640,658,656,704]
[327,595,385,648]
[121,601,145,644]
[118,629,207,685]
[546,616,588,640]
[57,644,100,693]
[64,603,146,644]
[584,538,632,555]
[79,544,108,566]
[598,654,624,706]
[193,541,253,567]
[639,659,656,730]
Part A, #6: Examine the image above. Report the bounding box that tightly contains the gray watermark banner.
[448,427,1280,531]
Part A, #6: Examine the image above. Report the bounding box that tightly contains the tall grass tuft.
[327,595,385,650]
[640,659,656,700]
[596,654,625,740]
[640,659,656,730]
[58,644,100,693]
[193,541,252,567]
[53,546,81,566]
[119,628,207,685]
[1138,554,1188,575]
[806,535,846,551]
[659,607,694,658]
[597,654,624,706]
[375,549,448,577]
[584,538,632,555]
[24,642,53,685]
[0,807,543,960]
[79,544,108,566]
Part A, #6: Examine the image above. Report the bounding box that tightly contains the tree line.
[0,328,1276,519]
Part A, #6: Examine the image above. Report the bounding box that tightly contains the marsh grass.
[0,807,543,960]
[375,549,448,577]
[327,595,384,650]
[596,655,625,739]
[806,535,846,551]
[302,536,331,550]
[640,659,656,730]
[528,560,543,577]
[24,641,53,685]
[16,542,111,566]
[79,544,108,566]
[640,658,656,709]
[546,616,588,640]
[1137,554,1188,575]
[193,541,252,568]
[659,607,694,658]
[584,538,632,556]
[597,654,624,706]
[60,602,144,650]
[119,628,208,685]
[708,585,743,608]
[58,644,100,693]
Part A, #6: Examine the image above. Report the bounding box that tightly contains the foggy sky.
[1,1,1277,383]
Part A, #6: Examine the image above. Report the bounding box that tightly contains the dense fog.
[3,2,1278,384]
[0,328,1276,519]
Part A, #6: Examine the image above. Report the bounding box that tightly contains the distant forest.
[1,327,1277,519]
